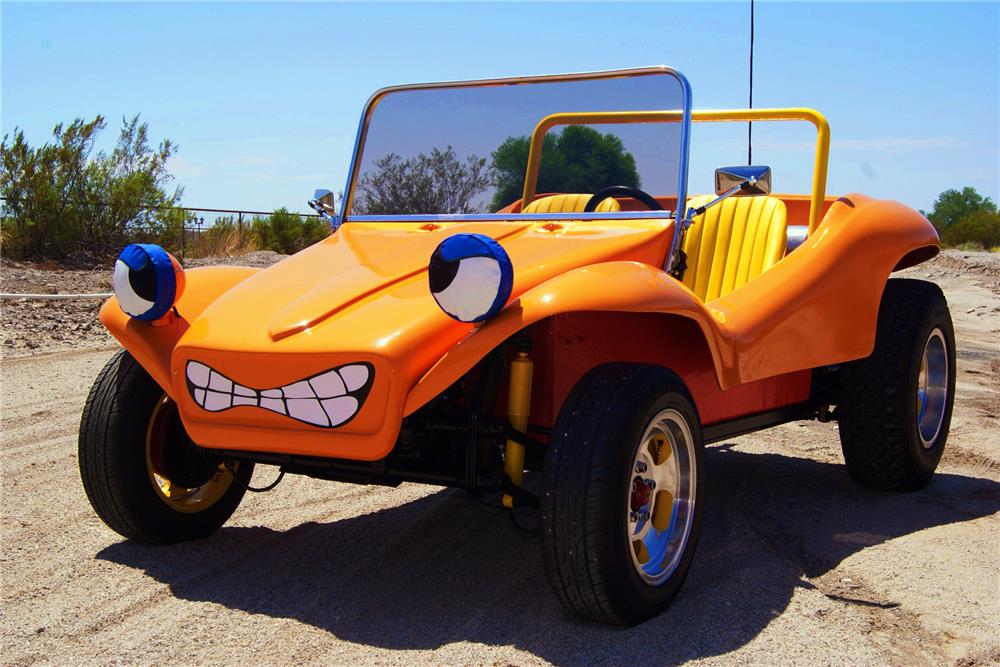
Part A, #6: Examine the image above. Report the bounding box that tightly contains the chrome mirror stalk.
[308,189,342,232]
[692,165,773,217]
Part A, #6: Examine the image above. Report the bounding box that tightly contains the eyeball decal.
[429,234,513,323]
[113,243,185,321]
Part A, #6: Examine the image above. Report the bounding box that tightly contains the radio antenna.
[748,0,755,165]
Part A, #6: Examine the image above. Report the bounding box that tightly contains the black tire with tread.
[838,278,956,491]
[540,363,704,625]
[79,350,253,544]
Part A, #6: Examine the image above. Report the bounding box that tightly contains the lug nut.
[636,462,648,473]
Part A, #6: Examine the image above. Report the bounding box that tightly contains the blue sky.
[3,2,998,215]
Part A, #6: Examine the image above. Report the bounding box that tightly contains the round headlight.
[429,234,513,323]
[113,243,185,320]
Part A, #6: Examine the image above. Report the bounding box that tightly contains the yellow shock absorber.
[502,339,533,509]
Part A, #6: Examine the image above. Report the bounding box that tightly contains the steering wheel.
[583,186,663,213]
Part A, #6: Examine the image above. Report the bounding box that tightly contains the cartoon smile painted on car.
[184,360,375,428]
[80,67,954,626]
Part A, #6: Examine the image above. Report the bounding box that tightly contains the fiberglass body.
[99,66,939,462]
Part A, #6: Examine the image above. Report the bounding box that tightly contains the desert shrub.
[354,146,491,215]
[940,210,1000,250]
[251,208,328,254]
[1,115,181,261]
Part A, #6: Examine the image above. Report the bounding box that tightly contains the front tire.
[79,350,253,544]
[838,279,956,491]
[541,363,704,625]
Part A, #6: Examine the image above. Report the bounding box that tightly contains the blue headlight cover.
[429,234,513,323]
[114,243,177,320]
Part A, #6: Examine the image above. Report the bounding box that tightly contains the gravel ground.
[0,252,287,356]
[1,249,998,665]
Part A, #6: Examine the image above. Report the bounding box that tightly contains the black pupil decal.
[428,248,461,293]
[128,259,158,301]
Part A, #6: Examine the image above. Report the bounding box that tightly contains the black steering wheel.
[583,185,663,213]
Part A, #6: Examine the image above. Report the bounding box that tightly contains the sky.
[3,1,998,216]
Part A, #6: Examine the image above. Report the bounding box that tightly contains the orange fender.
[710,194,938,384]
[404,261,731,414]
[405,194,938,414]
[99,265,261,398]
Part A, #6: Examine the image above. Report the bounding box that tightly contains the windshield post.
[668,72,693,275]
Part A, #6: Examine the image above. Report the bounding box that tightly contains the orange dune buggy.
[80,67,954,625]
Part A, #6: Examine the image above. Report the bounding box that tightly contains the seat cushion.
[681,195,787,301]
[522,193,621,214]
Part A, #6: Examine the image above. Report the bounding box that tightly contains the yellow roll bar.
[521,108,831,235]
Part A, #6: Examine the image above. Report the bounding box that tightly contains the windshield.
[344,68,690,219]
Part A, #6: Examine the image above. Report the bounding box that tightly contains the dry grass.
[189,225,259,258]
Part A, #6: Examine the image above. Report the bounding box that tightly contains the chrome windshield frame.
[337,66,693,270]
[346,210,675,223]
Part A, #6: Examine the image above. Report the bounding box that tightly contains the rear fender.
[99,266,261,398]
[403,261,731,415]
[710,194,939,383]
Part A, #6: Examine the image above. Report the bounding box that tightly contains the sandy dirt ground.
[1,251,998,666]
[0,252,286,356]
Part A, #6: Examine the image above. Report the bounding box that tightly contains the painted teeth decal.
[185,361,374,428]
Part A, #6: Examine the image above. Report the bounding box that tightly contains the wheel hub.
[145,395,235,513]
[630,476,652,511]
[916,327,948,448]
[626,409,697,585]
[148,401,218,488]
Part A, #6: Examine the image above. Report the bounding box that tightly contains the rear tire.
[541,363,704,625]
[79,350,253,544]
[838,279,955,491]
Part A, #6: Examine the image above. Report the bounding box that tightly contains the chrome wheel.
[627,408,697,585]
[917,328,948,448]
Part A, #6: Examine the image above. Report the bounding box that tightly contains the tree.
[1,115,181,261]
[922,187,997,232]
[352,147,491,215]
[251,207,328,254]
[490,125,640,211]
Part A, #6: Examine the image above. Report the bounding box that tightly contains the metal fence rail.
[1,292,112,300]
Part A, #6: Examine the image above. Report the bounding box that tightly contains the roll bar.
[522,108,831,235]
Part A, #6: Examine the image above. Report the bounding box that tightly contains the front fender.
[404,261,732,414]
[100,265,261,397]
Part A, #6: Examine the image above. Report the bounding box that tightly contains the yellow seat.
[681,195,787,301]
[522,193,620,214]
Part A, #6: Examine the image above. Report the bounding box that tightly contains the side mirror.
[308,188,336,213]
[308,188,341,231]
[688,165,774,221]
[714,165,772,196]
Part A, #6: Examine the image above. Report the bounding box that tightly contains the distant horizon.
[4,2,998,214]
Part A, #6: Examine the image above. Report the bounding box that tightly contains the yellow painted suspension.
[502,342,533,509]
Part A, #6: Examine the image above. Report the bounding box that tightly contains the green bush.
[251,208,328,254]
[940,210,1000,250]
[922,187,997,232]
[1,115,181,261]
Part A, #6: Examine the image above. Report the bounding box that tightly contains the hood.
[177,219,672,358]
[169,218,672,459]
